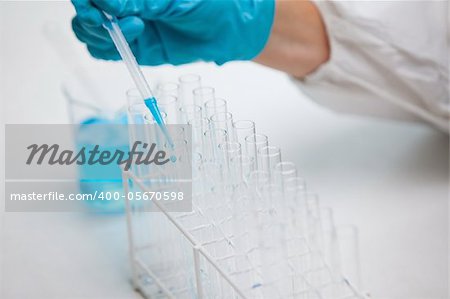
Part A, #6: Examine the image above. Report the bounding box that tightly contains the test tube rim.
[193,86,215,96]
[126,87,142,98]
[285,176,307,192]
[204,98,227,109]
[203,128,228,139]
[144,111,167,124]
[156,94,178,105]
[178,73,202,83]
[218,141,242,154]
[156,81,179,93]
[210,111,233,123]
[187,117,209,129]
[126,88,145,108]
[179,104,202,112]
[127,102,147,114]
[258,145,281,158]
[274,161,297,174]
[232,120,255,130]
[244,133,268,145]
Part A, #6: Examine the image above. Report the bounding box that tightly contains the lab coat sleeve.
[293,1,449,133]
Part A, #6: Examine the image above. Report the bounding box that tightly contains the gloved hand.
[71,0,275,65]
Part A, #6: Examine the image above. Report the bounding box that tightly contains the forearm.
[254,0,330,78]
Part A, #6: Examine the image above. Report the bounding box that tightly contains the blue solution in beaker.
[76,113,129,213]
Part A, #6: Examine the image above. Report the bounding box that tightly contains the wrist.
[253,0,330,78]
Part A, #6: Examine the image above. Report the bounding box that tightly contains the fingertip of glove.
[119,16,145,41]
[87,45,121,61]
[120,16,145,31]
[71,16,88,42]
[76,8,104,27]
[92,0,125,16]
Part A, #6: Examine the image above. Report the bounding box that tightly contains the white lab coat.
[294,1,449,133]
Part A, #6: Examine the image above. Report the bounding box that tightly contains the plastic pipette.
[101,12,174,148]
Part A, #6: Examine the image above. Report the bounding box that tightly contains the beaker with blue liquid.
[63,79,129,213]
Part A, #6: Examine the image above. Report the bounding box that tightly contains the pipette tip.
[144,97,164,125]
[144,97,175,151]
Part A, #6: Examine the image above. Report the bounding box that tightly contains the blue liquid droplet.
[170,155,177,162]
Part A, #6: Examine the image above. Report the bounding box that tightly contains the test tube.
[179,104,202,124]
[156,94,179,124]
[157,139,190,191]
[238,155,256,183]
[127,88,147,125]
[285,176,308,236]
[139,113,172,189]
[274,161,298,190]
[200,162,224,194]
[218,142,242,186]
[188,117,209,157]
[258,145,282,176]
[305,193,324,252]
[232,120,256,145]
[258,184,289,298]
[193,86,215,107]
[156,81,180,98]
[203,129,228,163]
[166,139,189,162]
[210,112,234,139]
[128,88,171,152]
[320,208,341,275]
[179,74,201,106]
[218,142,242,166]
[127,90,151,179]
[204,98,227,118]
[247,170,271,193]
[336,225,362,290]
[143,111,168,151]
[244,134,268,170]
[286,176,307,195]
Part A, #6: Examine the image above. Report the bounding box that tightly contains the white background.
[0,2,448,299]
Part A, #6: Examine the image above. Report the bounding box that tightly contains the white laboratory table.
[1,2,448,299]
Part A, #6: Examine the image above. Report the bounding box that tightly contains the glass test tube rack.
[122,74,367,299]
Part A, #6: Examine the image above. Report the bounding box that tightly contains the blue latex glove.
[71,0,275,65]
